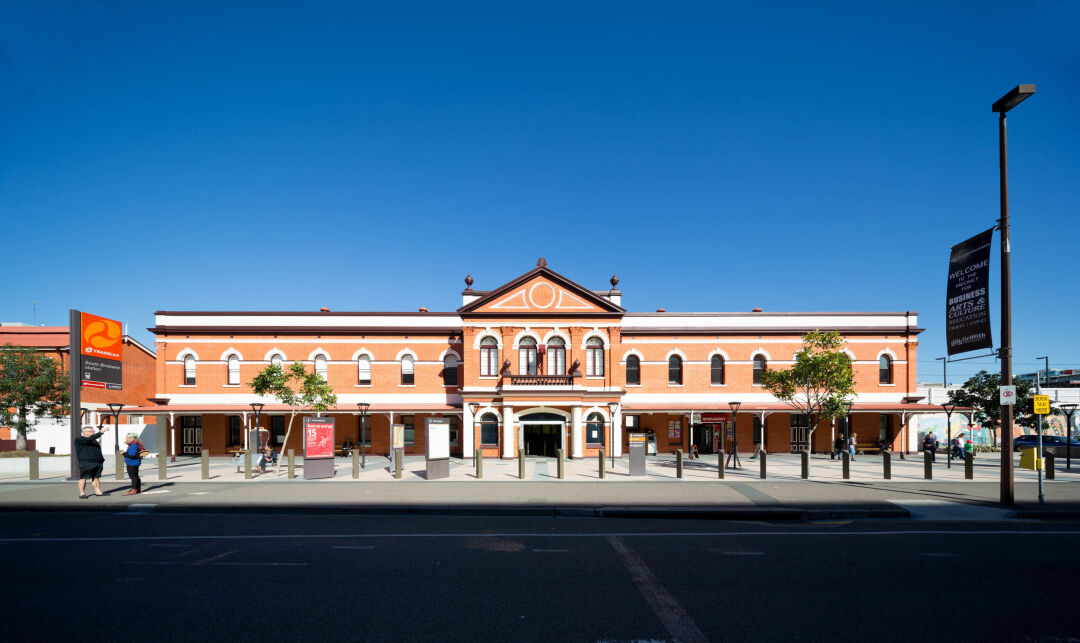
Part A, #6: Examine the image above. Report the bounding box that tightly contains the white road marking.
[1,529,1078,544]
[609,535,709,643]
[139,490,171,495]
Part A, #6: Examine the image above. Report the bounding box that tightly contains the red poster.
[304,418,335,459]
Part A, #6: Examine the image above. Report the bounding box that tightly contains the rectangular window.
[228,416,243,447]
[879,414,890,442]
[401,359,414,386]
[448,417,459,446]
[480,346,497,376]
[625,415,638,430]
[668,419,681,440]
[271,416,286,446]
[586,422,603,446]
[227,358,239,385]
[587,348,604,376]
[403,415,415,446]
[480,417,499,446]
[358,357,371,385]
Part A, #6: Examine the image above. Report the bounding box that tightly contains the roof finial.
[536,257,547,268]
[610,274,619,289]
[464,274,474,288]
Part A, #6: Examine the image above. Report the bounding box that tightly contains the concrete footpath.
[2,452,1078,520]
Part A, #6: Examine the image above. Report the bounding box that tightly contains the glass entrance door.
[523,424,561,457]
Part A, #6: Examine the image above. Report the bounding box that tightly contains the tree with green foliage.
[948,370,1036,444]
[249,361,337,475]
[0,344,70,451]
[760,330,855,462]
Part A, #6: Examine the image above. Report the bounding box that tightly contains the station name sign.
[80,312,123,390]
[946,228,994,356]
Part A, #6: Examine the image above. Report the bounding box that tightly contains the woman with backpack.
[122,433,146,495]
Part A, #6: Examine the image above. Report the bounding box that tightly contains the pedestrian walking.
[834,435,846,460]
[922,431,939,462]
[848,432,857,461]
[74,425,109,499]
[122,433,145,495]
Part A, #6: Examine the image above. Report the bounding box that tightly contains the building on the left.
[0,323,157,453]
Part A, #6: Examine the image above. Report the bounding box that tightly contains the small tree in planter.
[0,345,70,451]
[760,330,855,471]
[249,361,337,476]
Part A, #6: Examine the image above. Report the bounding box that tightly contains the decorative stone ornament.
[536,257,547,268]
[464,274,474,288]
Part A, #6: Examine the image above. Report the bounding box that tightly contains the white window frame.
[586,338,604,377]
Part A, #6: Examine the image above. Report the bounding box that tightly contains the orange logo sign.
[81,312,123,361]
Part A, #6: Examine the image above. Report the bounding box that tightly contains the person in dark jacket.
[122,433,144,495]
[75,425,109,499]
[833,435,846,460]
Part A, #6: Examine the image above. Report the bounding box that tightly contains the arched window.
[626,355,641,385]
[479,413,499,446]
[401,355,415,385]
[586,412,604,446]
[443,354,459,386]
[519,337,537,375]
[357,355,371,385]
[753,355,767,385]
[183,355,196,385]
[314,354,328,381]
[668,355,682,385]
[879,355,893,384]
[546,338,566,375]
[271,354,284,369]
[479,337,498,377]
[710,355,725,385]
[227,355,239,385]
[586,337,604,377]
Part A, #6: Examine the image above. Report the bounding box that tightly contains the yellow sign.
[1019,447,1043,471]
[1033,395,1050,415]
[392,424,405,449]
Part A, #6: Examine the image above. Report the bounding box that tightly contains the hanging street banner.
[946,228,995,356]
[80,312,123,389]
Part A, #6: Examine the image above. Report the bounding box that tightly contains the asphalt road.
[4,513,1080,642]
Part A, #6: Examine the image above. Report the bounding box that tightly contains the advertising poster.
[946,228,994,355]
[304,416,335,459]
[80,312,123,390]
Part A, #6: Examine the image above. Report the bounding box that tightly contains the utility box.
[628,432,647,476]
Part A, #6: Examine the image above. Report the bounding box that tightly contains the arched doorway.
[518,411,566,457]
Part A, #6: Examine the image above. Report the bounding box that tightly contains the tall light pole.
[1060,403,1078,470]
[726,401,742,469]
[608,401,619,467]
[356,402,370,469]
[107,403,124,453]
[993,83,1035,505]
[249,402,264,453]
[469,403,479,467]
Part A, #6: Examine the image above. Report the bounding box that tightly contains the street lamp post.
[469,403,479,467]
[942,403,956,469]
[1059,403,1078,470]
[1036,357,1049,505]
[844,401,854,451]
[993,83,1035,505]
[106,403,124,453]
[356,402,370,469]
[727,401,742,469]
[249,402,264,453]
[608,401,619,468]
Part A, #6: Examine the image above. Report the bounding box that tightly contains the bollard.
[883,451,891,480]
[801,451,810,479]
[159,452,168,480]
[29,451,39,480]
[760,450,767,479]
[201,450,209,480]
[116,450,125,481]
[519,450,526,480]
[557,449,564,479]
[923,451,933,480]
[288,449,295,479]
[394,449,402,479]
[1046,453,1055,480]
[243,450,251,479]
[598,450,605,479]
[676,449,684,479]
[476,449,483,479]
[353,449,359,479]
[964,451,973,480]
[842,451,850,480]
[717,451,725,479]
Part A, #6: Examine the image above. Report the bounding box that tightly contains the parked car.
[1012,434,1077,452]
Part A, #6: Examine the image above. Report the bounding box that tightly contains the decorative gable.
[458,260,624,316]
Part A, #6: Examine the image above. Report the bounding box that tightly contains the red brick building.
[130,261,931,459]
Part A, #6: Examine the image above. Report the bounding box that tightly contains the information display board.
[628,432,647,476]
[80,312,123,390]
[303,416,335,479]
[425,419,451,480]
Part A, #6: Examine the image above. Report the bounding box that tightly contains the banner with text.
[303,416,335,459]
[80,312,123,389]
[946,228,994,355]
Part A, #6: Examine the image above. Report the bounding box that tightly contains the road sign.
[80,312,123,390]
[999,385,1017,405]
[1033,395,1050,415]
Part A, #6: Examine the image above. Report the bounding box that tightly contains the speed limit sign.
[999,385,1016,405]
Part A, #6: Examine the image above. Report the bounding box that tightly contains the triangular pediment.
[459,264,624,316]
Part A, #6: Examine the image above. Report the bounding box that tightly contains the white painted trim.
[156,312,462,329]
[842,348,857,360]
[306,347,330,361]
[512,329,542,348]
[173,338,462,345]
[395,348,418,361]
[620,392,910,404]
[176,348,199,361]
[515,406,571,421]
[583,406,610,421]
[750,348,773,361]
[707,348,730,361]
[164,393,464,404]
[621,312,916,330]
[351,348,374,361]
[263,348,286,362]
[541,329,571,346]
[438,348,462,361]
[580,330,610,349]
[876,347,899,360]
[620,337,910,344]
[620,348,644,363]
[219,348,244,361]
[665,348,687,361]
[473,331,503,350]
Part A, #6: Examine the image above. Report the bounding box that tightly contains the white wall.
[18,417,157,455]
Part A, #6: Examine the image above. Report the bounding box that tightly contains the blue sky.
[2,2,1078,384]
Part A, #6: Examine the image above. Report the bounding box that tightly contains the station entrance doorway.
[523,425,560,457]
